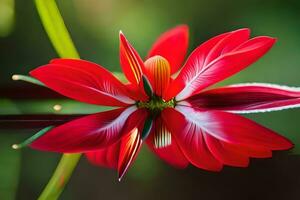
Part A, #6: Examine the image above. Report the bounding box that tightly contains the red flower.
[30,25,299,180]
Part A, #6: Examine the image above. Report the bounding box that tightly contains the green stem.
[33,0,82,199]
[38,154,81,200]
[34,0,79,58]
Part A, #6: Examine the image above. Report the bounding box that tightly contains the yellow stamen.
[144,56,170,97]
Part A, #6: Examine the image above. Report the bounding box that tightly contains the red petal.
[87,109,148,179]
[162,106,293,171]
[147,25,189,74]
[204,134,249,167]
[173,106,293,150]
[162,108,223,171]
[85,142,120,169]
[146,116,189,168]
[188,83,300,113]
[125,83,149,102]
[117,108,150,180]
[164,29,276,100]
[86,131,145,179]
[119,32,145,86]
[118,128,143,181]
[163,29,232,100]
[31,59,134,106]
[221,142,272,158]
[30,106,145,153]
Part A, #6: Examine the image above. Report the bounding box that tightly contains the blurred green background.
[1,0,300,199]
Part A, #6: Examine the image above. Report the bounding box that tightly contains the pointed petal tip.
[117,164,129,182]
[238,27,250,31]
[270,37,277,44]
[283,140,294,150]
[117,128,143,182]
[119,31,126,41]
[254,36,277,45]
[118,173,124,182]
[272,135,294,151]
[231,28,251,36]
[270,142,293,151]
[119,31,126,42]
[176,24,189,31]
[265,36,277,42]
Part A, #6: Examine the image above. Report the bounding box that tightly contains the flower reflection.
[28,25,300,180]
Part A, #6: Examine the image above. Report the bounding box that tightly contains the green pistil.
[137,97,176,112]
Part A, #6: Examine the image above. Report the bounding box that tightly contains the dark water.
[16,146,300,200]
[1,122,299,200]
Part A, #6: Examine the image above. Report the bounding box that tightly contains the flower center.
[137,96,175,113]
[137,55,174,114]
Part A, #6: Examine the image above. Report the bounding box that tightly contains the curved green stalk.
[37,154,81,200]
[12,72,126,86]
[17,0,127,198]
[34,0,81,199]
[12,126,53,149]
[35,0,79,58]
